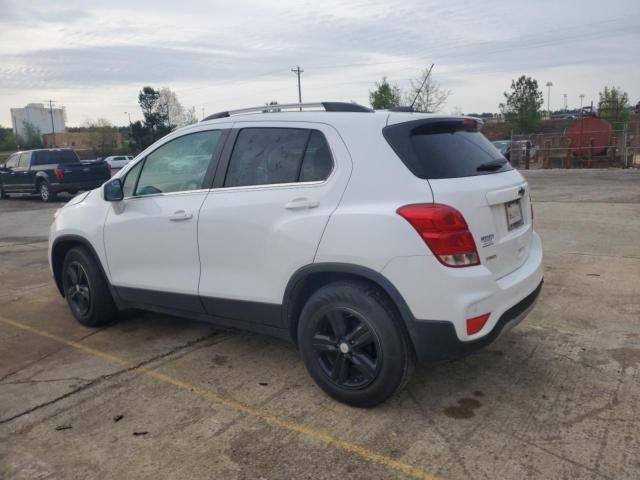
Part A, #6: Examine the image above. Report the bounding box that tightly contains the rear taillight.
[54,166,64,180]
[396,203,480,267]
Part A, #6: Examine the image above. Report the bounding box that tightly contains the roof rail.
[202,102,373,121]
[388,106,415,112]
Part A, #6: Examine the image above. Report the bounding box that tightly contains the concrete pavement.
[1,169,639,479]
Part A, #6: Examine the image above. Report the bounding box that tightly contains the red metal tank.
[566,117,611,156]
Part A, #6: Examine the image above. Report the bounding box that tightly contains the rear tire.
[0,184,7,199]
[62,247,118,326]
[39,181,57,202]
[298,281,414,407]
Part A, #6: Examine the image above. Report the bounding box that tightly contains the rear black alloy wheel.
[299,281,414,407]
[312,308,381,389]
[65,261,92,318]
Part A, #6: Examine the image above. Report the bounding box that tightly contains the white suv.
[49,102,543,407]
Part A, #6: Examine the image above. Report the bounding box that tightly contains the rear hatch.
[384,117,532,279]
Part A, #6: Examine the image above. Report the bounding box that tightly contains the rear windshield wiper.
[476,158,507,172]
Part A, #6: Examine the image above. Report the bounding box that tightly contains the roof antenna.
[410,63,435,110]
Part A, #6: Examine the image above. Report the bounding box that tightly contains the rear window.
[32,150,80,166]
[383,119,512,179]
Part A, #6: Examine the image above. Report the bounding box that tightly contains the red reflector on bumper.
[466,313,490,335]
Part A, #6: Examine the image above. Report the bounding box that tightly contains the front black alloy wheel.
[62,247,117,326]
[298,281,414,407]
[65,261,92,318]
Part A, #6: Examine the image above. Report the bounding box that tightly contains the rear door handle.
[284,198,319,210]
[169,210,193,221]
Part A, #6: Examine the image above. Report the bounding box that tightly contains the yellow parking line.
[0,315,442,480]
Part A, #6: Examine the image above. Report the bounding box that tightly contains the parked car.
[0,149,111,202]
[492,140,536,165]
[49,102,543,407]
[492,140,512,161]
[104,155,133,170]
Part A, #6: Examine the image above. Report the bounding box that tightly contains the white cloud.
[0,0,639,126]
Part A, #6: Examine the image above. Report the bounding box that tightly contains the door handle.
[284,198,319,210]
[168,210,193,221]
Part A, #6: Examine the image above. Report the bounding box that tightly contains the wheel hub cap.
[338,342,350,354]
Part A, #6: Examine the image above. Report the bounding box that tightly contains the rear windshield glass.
[383,119,512,179]
[32,150,80,166]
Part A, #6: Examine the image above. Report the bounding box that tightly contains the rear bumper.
[50,182,105,193]
[381,230,544,364]
[408,280,542,364]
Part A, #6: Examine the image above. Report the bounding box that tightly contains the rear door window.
[383,119,512,179]
[300,131,333,182]
[224,128,333,187]
[33,150,79,165]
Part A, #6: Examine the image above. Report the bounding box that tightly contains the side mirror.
[104,178,124,201]
[0,164,7,171]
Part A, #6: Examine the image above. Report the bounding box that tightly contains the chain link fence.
[510,121,638,169]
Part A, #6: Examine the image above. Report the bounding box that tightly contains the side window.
[18,152,31,167]
[5,155,18,168]
[224,128,309,187]
[135,130,221,196]
[122,160,144,198]
[299,131,333,182]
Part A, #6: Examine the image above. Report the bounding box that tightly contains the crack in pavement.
[0,327,108,384]
[0,331,220,424]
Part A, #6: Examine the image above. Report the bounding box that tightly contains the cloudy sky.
[1,0,639,127]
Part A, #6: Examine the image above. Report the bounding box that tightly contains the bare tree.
[182,106,199,126]
[84,118,119,156]
[158,88,196,128]
[404,68,451,113]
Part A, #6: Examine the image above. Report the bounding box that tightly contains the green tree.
[84,118,120,157]
[499,76,544,133]
[598,86,630,127]
[369,77,402,109]
[17,121,44,149]
[132,86,173,149]
[0,126,17,151]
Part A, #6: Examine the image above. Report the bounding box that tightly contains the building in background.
[41,131,122,150]
[10,103,66,141]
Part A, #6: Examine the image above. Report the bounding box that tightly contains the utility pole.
[563,93,567,111]
[545,82,553,117]
[202,107,205,120]
[45,99,56,135]
[124,112,132,134]
[291,66,304,110]
[579,94,585,118]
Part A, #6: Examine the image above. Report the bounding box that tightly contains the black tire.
[39,181,57,202]
[298,281,414,408]
[0,184,7,199]
[62,247,118,326]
